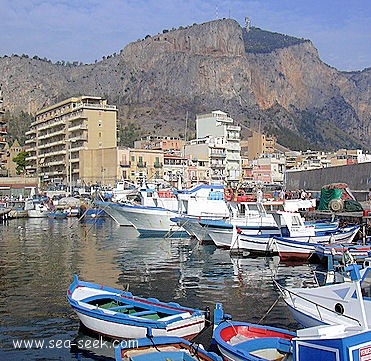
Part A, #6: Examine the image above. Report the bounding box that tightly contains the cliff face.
[0,18,369,151]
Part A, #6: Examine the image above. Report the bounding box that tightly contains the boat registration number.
[360,346,371,361]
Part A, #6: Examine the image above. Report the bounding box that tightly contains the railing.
[154,163,163,168]
[137,162,147,168]
[273,279,362,327]
[119,161,130,167]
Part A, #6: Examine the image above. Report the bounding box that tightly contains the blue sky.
[0,0,370,71]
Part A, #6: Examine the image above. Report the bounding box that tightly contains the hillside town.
[0,94,370,196]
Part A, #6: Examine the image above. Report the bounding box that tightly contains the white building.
[185,110,241,185]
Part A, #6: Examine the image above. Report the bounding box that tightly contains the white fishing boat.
[203,202,280,247]
[107,184,229,236]
[0,202,11,220]
[176,200,333,247]
[28,199,50,218]
[230,211,360,259]
[111,180,139,202]
[6,199,34,218]
[96,183,179,228]
[269,225,360,261]
[275,259,371,329]
[95,201,133,226]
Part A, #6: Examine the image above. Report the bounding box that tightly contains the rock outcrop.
[0,18,369,150]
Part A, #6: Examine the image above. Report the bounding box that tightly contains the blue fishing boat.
[213,303,294,361]
[312,243,371,264]
[47,210,67,219]
[115,332,222,361]
[67,275,207,340]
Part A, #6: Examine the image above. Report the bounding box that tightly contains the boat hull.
[68,275,206,340]
[96,201,132,226]
[173,217,213,242]
[114,204,182,236]
[276,266,371,329]
[209,225,279,248]
[74,308,204,340]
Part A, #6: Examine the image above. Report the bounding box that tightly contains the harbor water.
[0,216,315,360]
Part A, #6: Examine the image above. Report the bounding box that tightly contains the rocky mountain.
[0,18,370,151]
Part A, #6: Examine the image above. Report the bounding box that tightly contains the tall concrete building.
[189,110,241,184]
[247,132,275,161]
[26,96,117,187]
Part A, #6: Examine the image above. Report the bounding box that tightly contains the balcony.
[137,162,147,168]
[38,128,66,140]
[210,163,225,168]
[120,161,131,168]
[68,123,87,132]
[37,118,65,131]
[210,152,226,158]
[154,162,163,168]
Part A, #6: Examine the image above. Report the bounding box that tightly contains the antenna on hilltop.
[216,4,219,19]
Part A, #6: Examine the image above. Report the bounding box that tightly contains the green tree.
[6,110,33,145]
[12,151,29,175]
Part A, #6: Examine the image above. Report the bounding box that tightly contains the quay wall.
[286,162,371,201]
[0,177,38,187]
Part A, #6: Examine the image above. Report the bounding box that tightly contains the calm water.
[0,216,315,360]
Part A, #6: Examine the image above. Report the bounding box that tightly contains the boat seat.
[237,337,291,356]
[108,305,135,313]
[159,312,191,322]
[130,310,161,319]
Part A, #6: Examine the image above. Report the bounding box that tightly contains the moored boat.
[275,261,371,329]
[107,184,229,236]
[6,199,34,218]
[67,275,207,340]
[47,210,68,219]
[229,210,360,260]
[213,300,371,361]
[269,224,360,261]
[95,201,133,226]
[0,202,11,220]
[28,199,50,218]
[213,304,294,361]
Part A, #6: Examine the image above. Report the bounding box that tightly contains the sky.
[0,0,370,71]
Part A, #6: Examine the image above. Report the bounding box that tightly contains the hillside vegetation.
[243,27,308,53]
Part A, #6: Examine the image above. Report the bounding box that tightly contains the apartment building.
[134,136,185,153]
[26,96,117,187]
[193,110,241,184]
[184,138,217,185]
[251,155,286,184]
[247,131,275,161]
[331,149,371,166]
[117,147,164,184]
